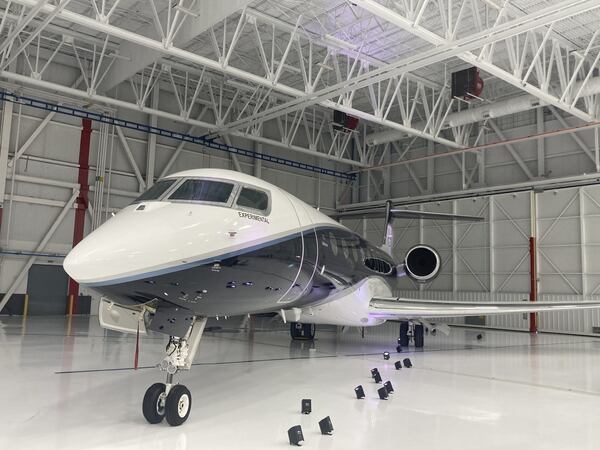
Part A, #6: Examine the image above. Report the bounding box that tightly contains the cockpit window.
[236,187,269,212]
[132,179,176,204]
[169,179,234,203]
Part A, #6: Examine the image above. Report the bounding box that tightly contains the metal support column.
[426,140,434,193]
[489,197,495,294]
[537,107,545,177]
[452,200,458,293]
[253,141,262,178]
[146,85,159,188]
[67,118,92,314]
[529,191,538,333]
[0,99,13,231]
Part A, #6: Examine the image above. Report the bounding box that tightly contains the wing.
[369,297,600,319]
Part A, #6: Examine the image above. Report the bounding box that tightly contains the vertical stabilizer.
[381,200,394,256]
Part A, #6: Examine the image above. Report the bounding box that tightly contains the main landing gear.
[142,316,207,426]
[397,320,424,351]
[290,322,316,340]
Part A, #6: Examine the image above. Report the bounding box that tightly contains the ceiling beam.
[352,0,597,131]
[0,70,365,167]
[216,0,598,136]
[98,0,253,92]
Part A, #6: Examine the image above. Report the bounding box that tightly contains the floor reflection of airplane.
[64,168,600,426]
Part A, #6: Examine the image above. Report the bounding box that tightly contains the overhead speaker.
[354,385,365,399]
[451,66,484,99]
[301,399,311,414]
[371,368,380,379]
[332,110,359,132]
[378,386,389,400]
[403,358,412,368]
[318,416,334,435]
[394,361,402,370]
[384,381,394,394]
[287,425,304,446]
[383,352,390,360]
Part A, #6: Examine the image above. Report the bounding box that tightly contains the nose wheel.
[164,384,192,426]
[142,316,206,426]
[142,379,192,426]
[142,382,167,424]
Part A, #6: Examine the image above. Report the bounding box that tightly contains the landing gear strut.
[290,322,316,340]
[142,316,207,426]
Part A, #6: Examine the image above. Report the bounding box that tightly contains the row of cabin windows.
[133,179,269,213]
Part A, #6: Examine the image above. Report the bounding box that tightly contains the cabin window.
[236,187,269,212]
[342,240,350,259]
[169,179,234,203]
[329,232,338,256]
[132,179,176,203]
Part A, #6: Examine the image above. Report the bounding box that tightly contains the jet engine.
[401,245,441,283]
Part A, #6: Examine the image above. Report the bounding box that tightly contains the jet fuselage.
[64,169,397,319]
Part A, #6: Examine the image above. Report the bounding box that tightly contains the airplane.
[63,168,600,426]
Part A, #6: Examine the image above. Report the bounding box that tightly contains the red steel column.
[529,236,538,333]
[67,118,92,314]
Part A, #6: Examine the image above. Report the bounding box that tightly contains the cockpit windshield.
[132,179,176,204]
[169,179,234,203]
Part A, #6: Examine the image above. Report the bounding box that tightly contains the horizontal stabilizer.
[334,207,483,221]
[369,297,600,319]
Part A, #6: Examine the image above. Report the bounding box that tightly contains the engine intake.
[403,245,441,283]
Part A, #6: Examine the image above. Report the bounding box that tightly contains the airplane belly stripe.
[83,224,346,287]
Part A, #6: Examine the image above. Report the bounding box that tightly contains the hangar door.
[27,264,68,315]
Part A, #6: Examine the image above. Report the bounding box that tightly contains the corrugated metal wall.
[395,290,600,334]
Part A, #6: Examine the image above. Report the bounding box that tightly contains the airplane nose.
[63,203,179,285]
[63,245,83,281]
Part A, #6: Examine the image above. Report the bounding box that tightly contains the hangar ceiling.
[1,0,600,179]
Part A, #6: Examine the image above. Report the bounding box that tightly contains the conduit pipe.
[366,76,600,146]
[361,118,600,172]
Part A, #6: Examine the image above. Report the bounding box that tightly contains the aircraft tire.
[165,385,192,426]
[290,322,316,340]
[414,324,424,348]
[399,321,409,347]
[142,382,166,424]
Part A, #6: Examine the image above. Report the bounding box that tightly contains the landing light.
[354,385,365,399]
[378,387,389,400]
[287,425,304,446]
[301,399,311,414]
[318,416,333,435]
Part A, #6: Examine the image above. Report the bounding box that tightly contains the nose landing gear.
[142,316,207,426]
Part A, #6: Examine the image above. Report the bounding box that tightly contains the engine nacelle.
[402,245,441,283]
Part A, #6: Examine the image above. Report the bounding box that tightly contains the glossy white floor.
[2,316,600,450]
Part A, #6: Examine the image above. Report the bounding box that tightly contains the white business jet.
[64,168,600,426]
